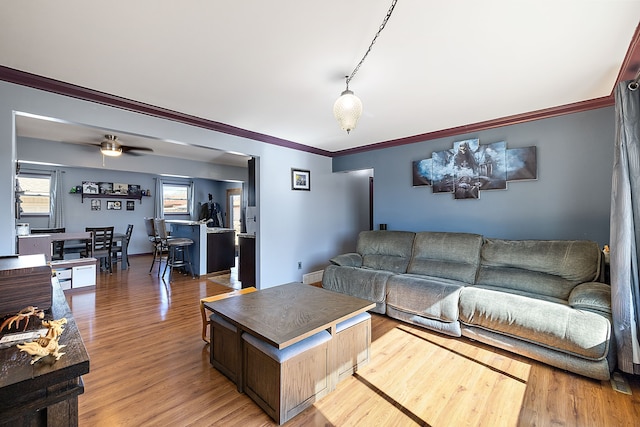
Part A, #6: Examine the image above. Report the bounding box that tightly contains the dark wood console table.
[0,278,90,426]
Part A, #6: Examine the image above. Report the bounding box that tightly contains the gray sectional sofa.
[322,230,615,380]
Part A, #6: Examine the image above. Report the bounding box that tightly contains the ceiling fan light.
[333,89,363,134]
[100,141,122,157]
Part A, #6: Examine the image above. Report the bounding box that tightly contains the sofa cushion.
[407,232,483,284]
[387,274,464,322]
[387,306,462,337]
[459,287,611,361]
[329,253,362,268]
[470,284,567,305]
[569,282,612,316]
[357,230,416,273]
[477,239,601,300]
[322,264,391,314]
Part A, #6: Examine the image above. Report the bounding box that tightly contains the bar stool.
[144,217,164,274]
[154,218,195,282]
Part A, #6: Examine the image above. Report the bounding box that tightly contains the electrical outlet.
[297,261,302,270]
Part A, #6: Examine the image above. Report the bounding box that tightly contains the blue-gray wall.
[17,162,239,256]
[334,107,615,247]
[3,78,613,288]
[1,80,371,288]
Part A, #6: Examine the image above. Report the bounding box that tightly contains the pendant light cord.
[345,0,399,87]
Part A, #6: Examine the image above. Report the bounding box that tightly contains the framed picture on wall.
[82,181,99,194]
[113,183,128,195]
[291,168,310,191]
[126,201,135,211]
[91,199,101,211]
[107,201,122,210]
[99,182,113,194]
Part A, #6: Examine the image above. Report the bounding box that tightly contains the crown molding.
[336,22,640,156]
[614,21,640,88]
[334,96,614,156]
[0,65,333,157]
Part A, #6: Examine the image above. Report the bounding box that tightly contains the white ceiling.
[14,113,253,168]
[1,1,639,161]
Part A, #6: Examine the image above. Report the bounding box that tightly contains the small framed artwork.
[113,183,128,195]
[126,201,135,211]
[107,200,122,210]
[82,181,99,195]
[291,168,310,191]
[99,182,113,194]
[91,199,101,211]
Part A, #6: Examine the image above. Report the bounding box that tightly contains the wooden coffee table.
[205,282,375,424]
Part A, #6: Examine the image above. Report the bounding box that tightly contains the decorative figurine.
[0,306,45,332]
[17,318,67,364]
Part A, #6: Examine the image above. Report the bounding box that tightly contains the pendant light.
[333,78,363,134]
[333,0,398,134]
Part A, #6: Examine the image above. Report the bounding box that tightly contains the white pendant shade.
[333,89,363,134]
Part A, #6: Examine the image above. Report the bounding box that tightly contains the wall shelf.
[71,182,151,204]
[71,193,150,204]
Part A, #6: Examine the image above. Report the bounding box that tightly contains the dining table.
[18,230,129,269]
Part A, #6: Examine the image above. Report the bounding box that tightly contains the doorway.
[226,188,242,245]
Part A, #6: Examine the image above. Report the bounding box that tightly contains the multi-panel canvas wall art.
[412,138,537,199]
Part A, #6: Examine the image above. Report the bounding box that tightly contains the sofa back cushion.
[407,232,483,284]
[357,230,416,273]
[477,239,601,300]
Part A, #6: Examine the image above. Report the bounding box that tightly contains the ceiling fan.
[95,134,154,157]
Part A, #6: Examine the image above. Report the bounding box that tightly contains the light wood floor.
[66,255,640,426]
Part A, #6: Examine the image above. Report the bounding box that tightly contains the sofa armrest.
[569,282,612,316]
[330,253,363,268]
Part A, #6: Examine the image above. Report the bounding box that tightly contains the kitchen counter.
[208,227,235,233]
[166,221,235,275]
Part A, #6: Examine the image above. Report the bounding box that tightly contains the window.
[162,184,190,214]
[17,175,51,215]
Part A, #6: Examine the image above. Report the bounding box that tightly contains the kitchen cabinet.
[238,234,255,288]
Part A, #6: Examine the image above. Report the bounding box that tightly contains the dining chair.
[82,226,115,274]
[112,224,134,269]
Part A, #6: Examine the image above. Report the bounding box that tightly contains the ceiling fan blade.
[121,146,153,154]
[72,142,102,148]
[64,142,100,152]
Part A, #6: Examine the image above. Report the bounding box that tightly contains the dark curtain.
[611,80,640,374]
